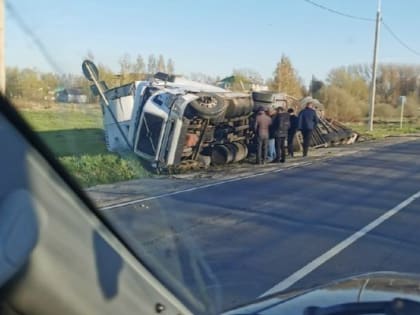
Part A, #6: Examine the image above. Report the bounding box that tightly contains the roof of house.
[218,75,252,84]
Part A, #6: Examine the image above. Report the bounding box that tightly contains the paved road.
[100,139,420,312]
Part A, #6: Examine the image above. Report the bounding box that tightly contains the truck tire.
[211,145,234,165]
[231,142,248,162]
[252,91,275,103]
[189,94,226,119]
[211,142,248,165]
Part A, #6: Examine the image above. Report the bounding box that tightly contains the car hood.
[224,272,420,315]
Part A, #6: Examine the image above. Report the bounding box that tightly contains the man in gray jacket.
[254,107,272,164]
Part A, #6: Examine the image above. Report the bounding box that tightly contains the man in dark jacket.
[287,108,298,157]
[254,107,272,164]
[272,106,290,163]
[298,100,319,157]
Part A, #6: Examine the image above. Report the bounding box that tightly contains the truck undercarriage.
[164,94,253,172]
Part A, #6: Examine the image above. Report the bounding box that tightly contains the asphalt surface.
[98,139,420,312]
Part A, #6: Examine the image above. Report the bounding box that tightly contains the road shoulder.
[86,136,419,208]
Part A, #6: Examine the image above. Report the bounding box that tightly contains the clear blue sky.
[6,0,420,86]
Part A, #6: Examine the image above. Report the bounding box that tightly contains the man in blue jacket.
[298,99,319,157]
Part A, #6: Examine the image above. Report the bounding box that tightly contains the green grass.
[20,105,150,187]
[21,109,103,131]
[347,121,420,139]
[60,154,149,188]
[36,129,109,157]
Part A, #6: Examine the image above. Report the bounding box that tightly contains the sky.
[6,0,420,86]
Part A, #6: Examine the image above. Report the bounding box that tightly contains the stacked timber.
[305,118,358,149]
[251,93,359,151]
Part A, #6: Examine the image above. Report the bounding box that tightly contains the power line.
[302,0,375,22]
[6,1,63,73]
[382,20,420,57]
[303,0,420,57]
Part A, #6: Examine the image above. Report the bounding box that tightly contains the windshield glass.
[7,1,420,314]
[136,113,163,157]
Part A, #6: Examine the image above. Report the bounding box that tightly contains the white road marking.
[100,162,312,211]
[260,189,420,297]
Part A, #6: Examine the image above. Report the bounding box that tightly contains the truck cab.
[88,64,254,171]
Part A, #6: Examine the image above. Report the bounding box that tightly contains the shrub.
[374,103,397,120]
[318,86,367,122]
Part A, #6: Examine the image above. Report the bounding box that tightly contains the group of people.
[254,99,319,164]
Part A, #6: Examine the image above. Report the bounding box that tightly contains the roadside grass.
[60,154,149,188]
[19,104,150,187]
[347,121,420,140]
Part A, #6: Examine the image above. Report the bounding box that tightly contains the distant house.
[216,76,268,92]
[55,88,88,104]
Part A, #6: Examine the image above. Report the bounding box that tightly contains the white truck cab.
[83,61,253,171]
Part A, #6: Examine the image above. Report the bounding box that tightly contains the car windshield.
[6,1,420,314]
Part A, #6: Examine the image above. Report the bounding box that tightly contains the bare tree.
[166,58,175,74]
[147,54,157,74]
[134,54,145,74]
[119,53,131,75]
[157,54,166,73]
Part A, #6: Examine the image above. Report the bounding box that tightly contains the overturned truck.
[82,60,357,172]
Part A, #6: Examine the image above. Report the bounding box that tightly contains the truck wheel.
[232,142,248,162]
[252,91,275,103]
[211,145,234,165]
[189,94,225,119]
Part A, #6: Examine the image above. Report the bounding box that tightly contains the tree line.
[6,53,176,102]
[313,63,420,121]
[6,52,420,122]
[267,55,420,122]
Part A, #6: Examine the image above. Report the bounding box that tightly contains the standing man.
[298,99,319,157]
[267,108,277,162]
[272,106,290,163]
[254,107,272,164]
[287,108,299,157]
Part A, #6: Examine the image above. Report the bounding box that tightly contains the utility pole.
[367,0,382,131]
[310,74,314,97]
[0,0,4,95]
[399,95,406,129]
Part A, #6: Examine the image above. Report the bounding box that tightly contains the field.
[347,120,420,139]
[18,103,150,187]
